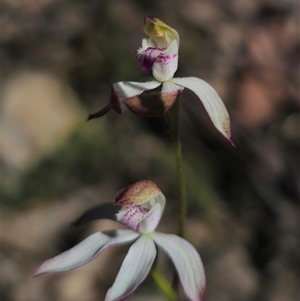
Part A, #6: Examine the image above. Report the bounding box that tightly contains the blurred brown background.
[1,0,299,300]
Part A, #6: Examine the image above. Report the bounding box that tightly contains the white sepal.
[171,77,232,142]
[34,230,140,275]
[152,232,206,301]
[105,234,157,301]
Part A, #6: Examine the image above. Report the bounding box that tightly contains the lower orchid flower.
[89,16,232,144]
[34,180,206,301]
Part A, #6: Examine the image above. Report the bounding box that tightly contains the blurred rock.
[207,245,258,301]
[2,70,85,183]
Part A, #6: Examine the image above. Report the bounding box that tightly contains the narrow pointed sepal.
[72,203,122,226]
[88,103,112,121]
[34,230,140,276]
[172,77,233,144]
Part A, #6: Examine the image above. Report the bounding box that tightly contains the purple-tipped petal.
[172,77,233,143]
[152,232,206,301]
[34,230,140,276]
[105,235,157,301]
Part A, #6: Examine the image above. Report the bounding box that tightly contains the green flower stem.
[169,100,187,295]
[169,100,187,238]
[151,264,176,301]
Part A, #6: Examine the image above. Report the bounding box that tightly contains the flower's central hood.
[143,16,179,48]
[115,180,166,233]
[136,16,179,82]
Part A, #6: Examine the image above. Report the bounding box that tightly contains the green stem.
[168,100,187,294]
[169,100,187,238]
[151,263,176,301]
[150,100,186,300]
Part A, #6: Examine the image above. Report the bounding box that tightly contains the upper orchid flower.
[34,180,206,301]
[89,16,232,143]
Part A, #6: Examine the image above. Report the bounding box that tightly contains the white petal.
[152,232,206,301]
[172,77,232,142]
[105,235,156,301]
[152,39,179,82]
[34,230,140,276]
[113,81,161,99]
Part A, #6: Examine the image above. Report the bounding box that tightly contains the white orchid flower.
[34,180,206,301]
[89,16,232,143]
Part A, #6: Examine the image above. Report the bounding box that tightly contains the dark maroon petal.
[123,90,181,118]
[110,86,124,114]
[72,203,121,226]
